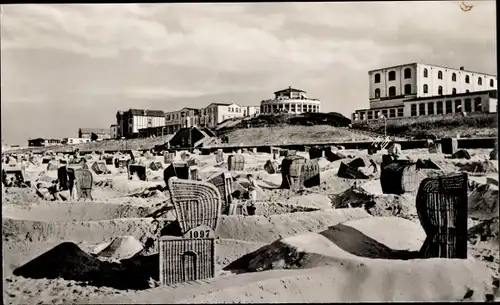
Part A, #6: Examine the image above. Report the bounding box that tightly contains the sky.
[1,1,497,145]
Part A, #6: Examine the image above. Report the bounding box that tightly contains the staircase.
[371,136,391,149]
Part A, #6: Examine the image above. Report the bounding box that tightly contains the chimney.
[289,86,291,89]
[460,66,465,71]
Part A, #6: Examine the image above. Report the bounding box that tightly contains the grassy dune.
[223,125,374,146]
[352,113,497,139]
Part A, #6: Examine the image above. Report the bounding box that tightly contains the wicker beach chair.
[128,164,147,181]
[380,161,426,194]
[308,146,323,159]
[164,152,175,164]
[167,177,222,234]
[416,173,468,259]
[281,155,320,190]
[206,172,233,214]
[215,151,224,164]
[74,169,93,201]
[228,154,245,171]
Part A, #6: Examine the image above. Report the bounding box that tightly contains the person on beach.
[246,174,260,215]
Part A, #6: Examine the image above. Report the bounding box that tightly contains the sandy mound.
[330,187,416,218]
[3,201,154,222]
[224,217,425,274]
[254,202,319,217]
[13,242,102,281]
[216,208,370,243]
[97,236,144,260]
[3,217,169,244]
[456,160,499,174]
[468,184,499,221]
[184,259,494,303]
[468,217,499,245]
[281,193,333,210]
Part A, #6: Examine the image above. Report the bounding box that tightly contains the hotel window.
[464,99,472,112]
[368,111,373,120]
[465,75,470,84]
[291,104,296,112]
[436,101,443,114]
[374,73,381,83]
[423,68,428,78]
[455,100,462,112]
[427,102,435,115]
[419,103,426,116]
[388,86,396,97]
[404,68,411,79]
[478,77,482,85]
[423,84,428,94]
[452,88,457,95]
[382,109,388,118]
[452,73,457,82]
[404,84,412,95]
[438,71,443,79]
[410,104,417,116]
[375,88,381,98]
[389,109,396,117]
[490,79,495,87]
[388,71,396,81]
[445,100,453,113]
[438,86,443,95]
[474,97,482,111]
[397,108,404,117]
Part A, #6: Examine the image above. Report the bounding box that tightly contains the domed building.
[260,87,321,114]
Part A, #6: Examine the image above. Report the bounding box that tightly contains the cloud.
[1,2,496,144]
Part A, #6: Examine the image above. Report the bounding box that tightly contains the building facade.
[62,138,91,145]
[164,108,200,134]
[116,109,165,138]
[243,105,260,117]
[260,87,321,114]
[28,138,62,147]
[110,124,118,139]
[353,63,498,121]
[78,128,111,139]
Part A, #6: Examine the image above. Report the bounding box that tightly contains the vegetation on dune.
[352,113,497,140]
[9,135,174,154]
[222,125,373,146]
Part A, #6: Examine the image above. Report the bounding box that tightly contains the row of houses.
[111,103,261,139]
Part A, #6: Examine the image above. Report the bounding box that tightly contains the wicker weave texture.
[441,138,458,155]
[159,237,215,286]
[281,156,320,190]
[189,166,199,181]
[206,172,233,213]
[75,169,93,200]
[228,155,245,171]
[168,177,222,234]
[164,152,175,164]
[215,151,224,163]
[416,173,468,259]
[380,162,424,194]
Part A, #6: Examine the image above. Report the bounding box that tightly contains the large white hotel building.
[352,63,497,121]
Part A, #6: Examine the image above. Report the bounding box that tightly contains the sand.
[2,148,499,304]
